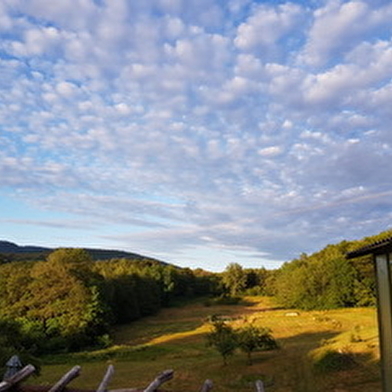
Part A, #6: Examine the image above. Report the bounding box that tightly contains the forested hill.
[0,240,48,253]
[0,240,166,264]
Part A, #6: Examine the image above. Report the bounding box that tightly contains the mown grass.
[32,296,381,392]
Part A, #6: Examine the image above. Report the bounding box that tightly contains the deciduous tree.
[237,324,278,365]
[206,318,237,365]
[222,263,247,296]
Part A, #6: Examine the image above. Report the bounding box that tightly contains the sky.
[1,0,392,272]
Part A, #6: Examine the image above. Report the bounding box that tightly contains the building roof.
[346,236,392,259]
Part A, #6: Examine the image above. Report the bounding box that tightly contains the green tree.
[237,324,278,365]
[273,256,308,308]
[93,258,162,321]
[47,248,91,265]
[0,262,34,319]
[134,274,161,316]
[0,318,40,375]
[11,249,111,351]
[222,263,247,296]
[206,318,237,365]
[349,255,376,306]
[193,269,222,296]
[105,275,141,323]
[274,247,357,310]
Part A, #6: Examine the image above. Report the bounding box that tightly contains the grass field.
[33,297,382,392]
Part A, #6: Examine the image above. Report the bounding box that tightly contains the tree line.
[0,248,220,360]
[0,229,386,366]
[220,230,388,310]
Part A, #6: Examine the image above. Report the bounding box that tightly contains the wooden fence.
[1,357,265,392]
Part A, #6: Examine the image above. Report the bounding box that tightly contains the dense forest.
[0,249,220,356]
[0,229,390,367]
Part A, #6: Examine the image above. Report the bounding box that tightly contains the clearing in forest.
[34,297,381,392]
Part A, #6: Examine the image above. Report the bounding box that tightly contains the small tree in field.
[237,324,278,365]
[206,318,237,365]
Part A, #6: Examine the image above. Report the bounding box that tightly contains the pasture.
[33,297,381,391]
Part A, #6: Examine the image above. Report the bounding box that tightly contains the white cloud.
[235,3,303,51]
[1,0,392,269]
[300,0,392,67]
[258,146,282,157]
[114,103,132,115]
[56,81,79,97]
[12,0,98,30]
[0,3,13,31]
[163,16,185,39]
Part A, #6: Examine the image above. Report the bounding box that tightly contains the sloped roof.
[346,236,392,259]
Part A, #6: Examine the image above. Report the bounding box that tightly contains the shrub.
[0,318,41,375]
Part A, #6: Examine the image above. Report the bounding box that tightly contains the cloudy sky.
[1,0,392,271]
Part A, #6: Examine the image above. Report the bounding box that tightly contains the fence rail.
[2,356,266,392]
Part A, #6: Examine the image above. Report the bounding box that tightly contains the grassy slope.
[33,297,381,392]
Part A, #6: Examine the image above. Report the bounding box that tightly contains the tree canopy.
[0,249,219,354]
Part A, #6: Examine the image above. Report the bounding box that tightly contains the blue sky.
[1,0,392,272]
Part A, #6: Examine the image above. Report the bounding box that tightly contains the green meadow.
[32,297,382,392]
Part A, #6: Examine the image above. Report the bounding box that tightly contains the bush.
[0,318,41,375]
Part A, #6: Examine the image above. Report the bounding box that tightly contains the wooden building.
[347,236,392,392]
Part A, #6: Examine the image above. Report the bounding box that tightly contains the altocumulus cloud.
[1,0,392,271]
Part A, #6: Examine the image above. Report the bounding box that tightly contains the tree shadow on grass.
[145,328,381,392]
[270,332,381,392]
[37,326,381,392]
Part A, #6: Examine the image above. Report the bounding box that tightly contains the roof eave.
[346,236,392,259]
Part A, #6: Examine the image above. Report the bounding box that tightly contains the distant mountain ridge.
[0,240,166,264]
[0,240,49,253]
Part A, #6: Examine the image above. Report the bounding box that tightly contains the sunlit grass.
[147,324,210,345]
[33,297,381,392]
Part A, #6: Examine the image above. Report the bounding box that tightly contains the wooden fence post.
[143,370,173,392]
[200,379,213,392]
[0,365,36,392]
[97,365,114,392]
[48,366,81,392]
[255,380,265,392]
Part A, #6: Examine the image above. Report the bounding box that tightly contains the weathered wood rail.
[2,357,265,392]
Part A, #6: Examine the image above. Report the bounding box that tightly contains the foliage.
[220,264,276,297]
[269,230,392,310]
[47,248,92,266]
[0,249,110,353]
[243,268,271,295]
[206,318,237,365]
[0,318,41,375]
[237,324,278,364]
[271,235,380,310]
[222,263,247,296]
[192,269,222,296]
[0,228,387,358]
[206,318,278,365]
[0,249,222,355]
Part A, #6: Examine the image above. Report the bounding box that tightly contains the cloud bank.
[1,0,392,270]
